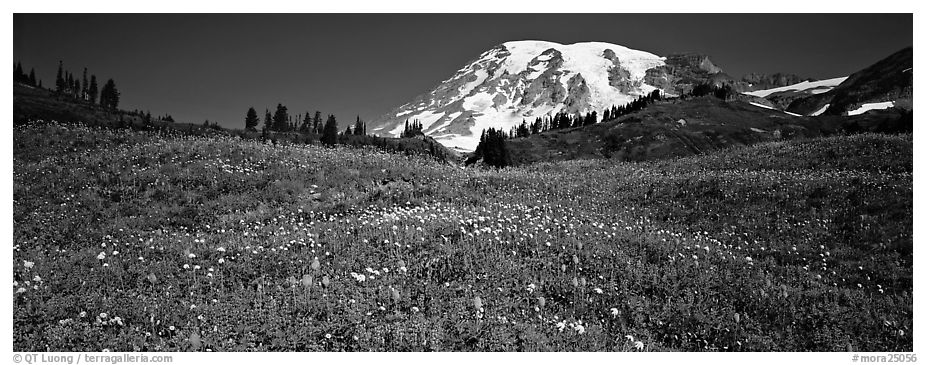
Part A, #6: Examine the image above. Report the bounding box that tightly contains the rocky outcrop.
[742,73,808,90]
[643,53,729,95]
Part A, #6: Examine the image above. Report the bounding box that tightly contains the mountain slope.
[502,96,910,166]
[369,41,721,151]
[786,47,912,116]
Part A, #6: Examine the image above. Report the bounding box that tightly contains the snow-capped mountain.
[369,40,717,151]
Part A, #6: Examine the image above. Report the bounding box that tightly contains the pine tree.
[353,115,366,136]
[88,75,98,104]
[245,107,259,130]
[321,114,338,146]
[469,127,509,167]
[99,79,120,109]
[67,72,74,95]
[401,119,424,138]
[55,61,64,93]
[14,62,25,83]
[263,109,272,131]
[28,69,36,86]
[300,112,312,133]
[312,111,323,133]
[272,103,289,132]
[82,68,88,99]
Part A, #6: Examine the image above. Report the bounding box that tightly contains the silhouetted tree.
[55,61,64,93]
[28,68,36,86]
[401,119,424,138]
[14,62,28,83]
[312,111,323,133]
[99,79,120,110]
[321,114,338,146]
[263,109,272,131]
[353,115,366,136]
[88,75,98,104]
[245,107,260,130]
[272,103,289,131]
[468,127,509,167]
[81,68,88,99]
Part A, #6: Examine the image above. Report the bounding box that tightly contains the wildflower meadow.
[13,121,912,352]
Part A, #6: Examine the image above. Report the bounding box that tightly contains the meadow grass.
[13,121,912,351]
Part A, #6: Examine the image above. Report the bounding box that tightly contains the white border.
[5,3,921,365]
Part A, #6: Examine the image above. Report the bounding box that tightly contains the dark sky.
[14,14,912,129]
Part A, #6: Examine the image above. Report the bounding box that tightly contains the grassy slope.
[13,122,911,352]
[505,96,909,166]
[13,83,459,163]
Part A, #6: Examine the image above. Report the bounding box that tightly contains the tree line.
[15,60,121,111]
[245,104,368,147]
[13,62,38,87]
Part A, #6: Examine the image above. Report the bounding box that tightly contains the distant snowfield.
[810,104,830,117]
[749,102,776,110]
[748,102,804,117]
[744,76,848,98]
[847,101,895,116]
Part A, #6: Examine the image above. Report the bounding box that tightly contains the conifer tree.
[88,75,98,104]
[272,103,289,132]
[263,109,272,131]
[312,111,323,133]
[99,79,120,109]
[321,114,338,146]
[245,107,259,130]
[469,127,509,167]
[28,68,36,86]
[353,115,366,136]
[14,62,25,83]
[300,113,312,133]
[82,68,88,99]
[55,61,64,93]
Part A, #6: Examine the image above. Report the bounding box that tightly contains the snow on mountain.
[749,101,777,110]
[369,40,668,151]
[809,104,830,116]
[744,76,848,98]
[749,101,804,117]
[847,101,895,116]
